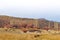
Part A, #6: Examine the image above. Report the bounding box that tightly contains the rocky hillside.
[0,15,60,31]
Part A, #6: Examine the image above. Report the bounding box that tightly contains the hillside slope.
[0,15,60,31]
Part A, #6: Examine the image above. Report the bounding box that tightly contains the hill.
[0,15,60,31]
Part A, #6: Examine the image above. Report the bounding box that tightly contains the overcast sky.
[0,0,60,22]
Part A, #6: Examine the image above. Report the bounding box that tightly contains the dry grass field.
[0,28,60,40]
[0,32,60,40]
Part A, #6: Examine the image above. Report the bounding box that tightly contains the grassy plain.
[0,28,60,40]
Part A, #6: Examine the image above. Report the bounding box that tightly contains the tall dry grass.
[0,28,60,40]
[0,32,60,40]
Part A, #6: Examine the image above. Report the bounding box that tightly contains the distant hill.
[0,15,60,31]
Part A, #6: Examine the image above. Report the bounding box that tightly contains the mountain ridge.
[0,15,60,31]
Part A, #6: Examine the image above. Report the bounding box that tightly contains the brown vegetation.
[0,15,60,31]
